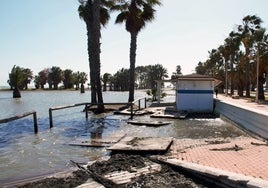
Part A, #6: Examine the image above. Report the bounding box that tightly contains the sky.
[0,0,268,86]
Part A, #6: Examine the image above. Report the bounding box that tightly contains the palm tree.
[78,0,112,112]
[62,69,74,89]
[112,0,161,102]
[237,15,262,97]
[171,65,182,80]
[112,68,130,91]
[79,71,88,93]
[8,65,24,98]
[253,28,268,100]
[102,73,111,91]
[48,66,62,89]
[147,64,168,89]
[21,68,33,90]
[38,69,49,89]
[225,31,240,95]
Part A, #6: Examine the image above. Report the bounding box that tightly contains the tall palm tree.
[253,28,268,100]
[237,15,262,97]
[225,31,240,95]
[112,0,161,102]
[78,0,112,112]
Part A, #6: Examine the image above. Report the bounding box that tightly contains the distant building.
[176,74,214,113]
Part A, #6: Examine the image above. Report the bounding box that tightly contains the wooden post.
[157,81,161,103]
[130,103,133,119]
[138,100,141,110]
[0,111,38,134]
[144,98,147,108]
[85,104,88,119]
[49,108,53,128]
[33,112,38,134]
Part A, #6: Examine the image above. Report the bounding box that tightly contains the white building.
[176,74,214,113]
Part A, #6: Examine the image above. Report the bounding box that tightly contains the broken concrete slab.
[156,158,268,188]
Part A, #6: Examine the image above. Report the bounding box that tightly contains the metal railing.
[0,111,38,134]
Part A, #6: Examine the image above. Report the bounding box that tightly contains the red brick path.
[168,136,268,180]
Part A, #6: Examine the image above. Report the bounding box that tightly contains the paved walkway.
[216,94,268,116]
[168,137,268,179]
[160,94,268,187]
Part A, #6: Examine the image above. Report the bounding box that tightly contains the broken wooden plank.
[69,133,126,147]
[127,120,171,127]
[150,111,188,119]
[107,137,173,152]
[104,163,161,185]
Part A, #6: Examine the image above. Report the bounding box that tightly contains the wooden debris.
[127,120,171,127]
[104,162,161,185]
[107,137,173,153]
[69,133,126,147]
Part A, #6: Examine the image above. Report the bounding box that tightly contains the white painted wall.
[176,80,214,112]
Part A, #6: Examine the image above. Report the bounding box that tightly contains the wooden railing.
[49,97,147,128]
[0,111,38,134]
[130,97,147,118]
[49,102,90,128]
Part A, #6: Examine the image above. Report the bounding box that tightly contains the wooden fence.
[0,111,38,133]
[49,97,147,128]
[0,97,147,134]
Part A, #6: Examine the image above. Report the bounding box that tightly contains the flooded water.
[0,89,247,183]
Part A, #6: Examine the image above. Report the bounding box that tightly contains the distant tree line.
[195,15,268,100]
[8,63,182,97]
[102,63,179,91]
[7,65,88,97]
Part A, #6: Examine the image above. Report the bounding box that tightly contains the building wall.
[176,80,214,112]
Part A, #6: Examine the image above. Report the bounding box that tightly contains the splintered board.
[104,162,161,185]
[107,137,173,153]
[69,133,126,147]
[127,120,171,127]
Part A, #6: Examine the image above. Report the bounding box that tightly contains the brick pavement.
[167,136,268,181]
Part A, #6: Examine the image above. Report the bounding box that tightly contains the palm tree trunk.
[92,0,104,112]
[13,87,21,98]
[128,31,137,102]
[230,55,234,95]
[87,22,96,103]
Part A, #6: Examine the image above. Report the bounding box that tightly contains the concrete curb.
[157,158,268,188]
[214,99,268,140]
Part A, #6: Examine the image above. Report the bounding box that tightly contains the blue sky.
[0,0,268,86]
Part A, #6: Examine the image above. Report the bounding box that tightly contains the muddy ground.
[19,153,210,188]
